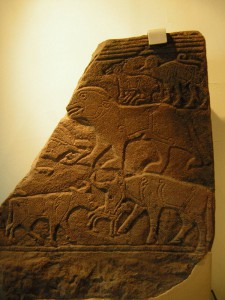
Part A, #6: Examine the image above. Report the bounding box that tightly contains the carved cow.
[6,187,98,245]
[67,86,211,171]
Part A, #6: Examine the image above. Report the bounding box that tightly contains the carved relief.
[144,54,208,108]
[104,59,159,105]
[0,31,214,299]
[67,86,211,172]
[87,170,213,252]
[6,185,99,245]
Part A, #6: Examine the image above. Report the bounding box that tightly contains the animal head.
[67,86,112,124]
[90,169,124,189]
[90,169,125,213]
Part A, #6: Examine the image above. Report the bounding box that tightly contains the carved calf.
[87,170,126,236]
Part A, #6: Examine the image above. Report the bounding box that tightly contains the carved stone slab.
[0,31,214,299]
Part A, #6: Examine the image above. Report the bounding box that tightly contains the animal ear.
[102,100,111,108]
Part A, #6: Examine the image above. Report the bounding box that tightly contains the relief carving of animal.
[86,171,214,251]
[144,55,206,107]
[87,170,126,236]
[124,173,214,251]
[105,62,158,105]
[88,201,134,237]
[67,86,211,171]
[6,185,99,245]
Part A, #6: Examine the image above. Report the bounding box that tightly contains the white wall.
[0,0,225,298]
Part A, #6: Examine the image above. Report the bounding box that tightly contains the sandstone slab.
[0,31,214,299]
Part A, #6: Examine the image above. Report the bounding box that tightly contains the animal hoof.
[169,237,183,245]
[88,211,95,218]
[77,157,92,166]
[117,226,128,234]
[87,221,93,228]
[101,159,121,169]
[67,236,77,244]
[187,157,202,170]
[5,225,12,236]
[50,240,57,247]
[146,237,157,244]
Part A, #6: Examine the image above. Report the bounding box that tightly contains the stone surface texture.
[0,31,214,299]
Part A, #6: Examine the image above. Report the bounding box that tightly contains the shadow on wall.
[211,109,225,179]
[210,109,225,300]
[211,108,225,218]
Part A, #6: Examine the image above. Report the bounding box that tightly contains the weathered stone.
[0,31,214,299]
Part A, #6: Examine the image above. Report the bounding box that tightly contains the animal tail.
[206,190,215,248]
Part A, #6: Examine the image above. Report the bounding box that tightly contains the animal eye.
[79,92,87,100]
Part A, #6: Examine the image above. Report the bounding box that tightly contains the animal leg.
[172,84,182,106]
[195,215,207,252]
[101,144,124,169]
[88,205,105,228]
[101,157,122,169]
[112,211,124,236]
[91,214,109,233]
[123,89,139,104]
[27,231,45,246]
[77,139,111,167]
[146,208,160,244]
[6,223,14,238]
[6,222,22,240]
[153,83,170,103]
[109,210,126,237]
[118,204,144,234]
[111,203,131,236]
[8,223,45,245]
[109,218,116,237]
[90,215,100,232]
[186,122,212,169]
[170,215,193,245]
[143,143,170,174]
[185,83,199,108]
[161,86,171,103]
[49,223,58,246]
[60,220,77,243]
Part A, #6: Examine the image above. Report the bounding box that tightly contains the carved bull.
[125,174,214,251]
[88,172,214,251]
